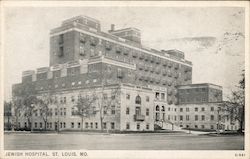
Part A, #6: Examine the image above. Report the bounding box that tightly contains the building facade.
[11,15,238,132]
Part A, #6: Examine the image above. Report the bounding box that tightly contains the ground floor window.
[90,122,93,129]
[146,124,149,130]
[195,125,198,128]
[40,122,43,128]
[71,122,74,128]
[85,122,88,129]
[111,122,115,129]
[211,125,214,129]
[103,122,107,129]
[78,122,81,128]
[186,125,189,128]
[201,125,205,129]
[95,122,98,129]
[64,122,66,128]
[35,122,37,128]
[126,123,130,130]
[137,123,140,130]
[180,125,183,127]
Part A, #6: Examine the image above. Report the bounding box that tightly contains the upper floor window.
[146,96,150,102]
[126,94,130,100]
[195,107,198,112]
[156,105,160,111]
[135,95,141,104]
[161,106,165,112]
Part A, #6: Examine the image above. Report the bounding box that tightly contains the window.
[111,94,115,100]
[71,96,75,102]
[174,116,177,121]
[201,107,205,111]
[146,108,149,116]
[195,107,198,112]
[201,115,205,121]
[111,105,115,115]
[111,122,115,129]
[210,115,214,120]
[211,107,214,111]
[180,115,183,121]
[59,46,64,57]
[126,108,130,115]
[156,105,160,111]
[136,123,140,130]
[126,94,130,100]
[195,115,198,121]
[201,125,205,129]
[64,108,66,116]
[90,122,93,129]
[103,122,107,129]
[35,122,37,128]
[146,124,149,130]
[64,122,66,128]
[161,106,165,112]
[186,115,189,121]
[95,122,98,129]
[195,125,198,128]
[71,122,74,128]
[78,122,81,128]
[85,122,88,129]
[211,125,214,129]
[126,123,130,130]
[60,122,62,128]
[103,106,107,115]
[146,96,150,102]
[180,108,183,112]
[161,93,165,100]
[64,97,66,103]
[135,95,141,104]
[55,108,57,116]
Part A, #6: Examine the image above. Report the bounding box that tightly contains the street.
[4,132,244,150]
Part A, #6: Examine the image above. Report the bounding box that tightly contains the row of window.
[125,107,150,116]
[155,114,217,122]
[155,106,216,112]
[126,123,150,130]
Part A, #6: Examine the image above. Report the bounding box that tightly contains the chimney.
[111,24,115,31]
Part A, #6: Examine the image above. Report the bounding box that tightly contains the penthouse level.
[50,15,192,67]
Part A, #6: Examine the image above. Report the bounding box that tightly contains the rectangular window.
[195,107,198,112]
[90,122,93,129]
[78,122,81,128]
[85,122,88,129]
[64,108,66,116]
[111,122,115,129]
[40,122,43,128]
[71,122,74,128]
[161,93,165,100]
[35,122,37,128]
[126,94,130,100]
[202,115,205,121]
[111,105,115,115]
[180,115,183,121]
[103,93,108,100]
[126,107,129,115]
[64,122,66,128]
[211,125,214,129]
[180,108,183,112]
[136,123,140,130]
[195,115,198,121]
[146,124,149,130]
[103,122,107,129]
[146,96,150,102]
[146,108,149,116]
[201,125,205,129]
[195,125,198,128]
[186,115,189,121]
[201,107,205,111]
[95,122,98,129]
[211,107,214,111]
[126,123,130,130]
[211,115,214,120]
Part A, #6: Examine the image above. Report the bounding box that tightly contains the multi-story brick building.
[11,15,238,132]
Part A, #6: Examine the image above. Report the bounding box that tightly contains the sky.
[3,6,245,101]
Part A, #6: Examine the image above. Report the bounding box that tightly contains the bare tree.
[220,70,245,133]
[22,95,38,131]
[4,101,12,130]
[72,93,97,131]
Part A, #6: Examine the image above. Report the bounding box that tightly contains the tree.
[22,95,39,131]
[221,70,245,133]
[73,93,97,131]
[12,97,23,130]
[4,101,12,130]
[98,87,120,132]
[36,94,52,131]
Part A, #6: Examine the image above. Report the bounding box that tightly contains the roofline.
[176,83,222,89]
